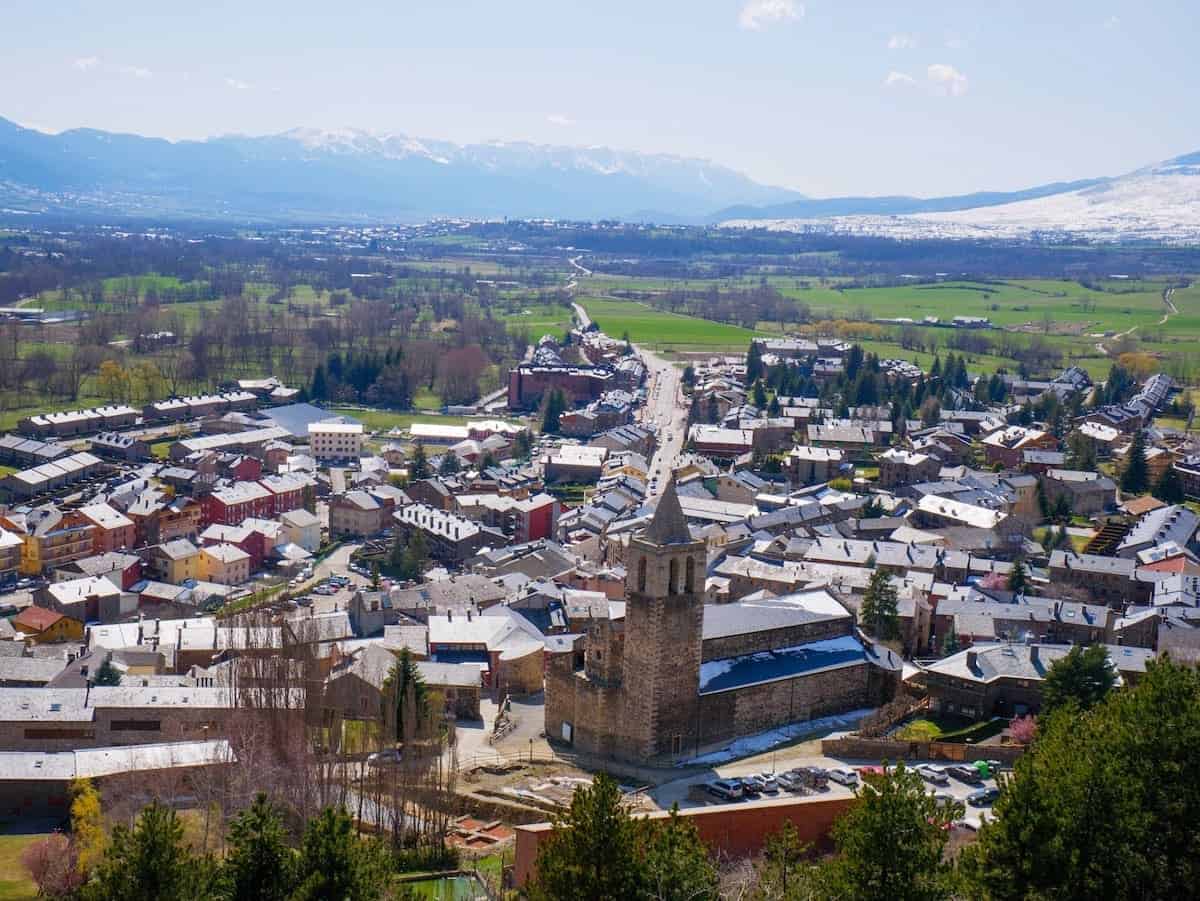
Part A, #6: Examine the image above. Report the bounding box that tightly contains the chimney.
[84,678,92,707]
[447,609,453,622]
[1030,645,1040,668]
[966,650,978,672]
[467,609,473,621]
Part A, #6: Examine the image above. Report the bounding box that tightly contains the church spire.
[643,477,692,545]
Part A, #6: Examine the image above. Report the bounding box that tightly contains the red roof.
[12,606,65,632]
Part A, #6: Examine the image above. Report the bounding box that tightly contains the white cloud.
[546,113,574,126]
[887,33,917,50]
[225,77,251,90]
[1104,15,1120,29]
[73,56,100,71]
[884,70,917,88]
[116,64,152,79]
[927,63,969,96]
[739,0,803,31]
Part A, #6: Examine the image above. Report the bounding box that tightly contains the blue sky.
[2,0,1195,197]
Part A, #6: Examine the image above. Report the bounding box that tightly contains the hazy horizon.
[3,0,1197,198]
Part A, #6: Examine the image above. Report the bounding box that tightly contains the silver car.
[828,767,859,787]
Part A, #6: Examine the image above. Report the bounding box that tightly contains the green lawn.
[578,297,763,351]
[0,833,44,900]
[329,407,477,434]
[500,303,576,340]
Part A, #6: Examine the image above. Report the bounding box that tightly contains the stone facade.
[544,479,895,764]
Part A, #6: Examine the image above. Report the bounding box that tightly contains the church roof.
[642,478,693,545]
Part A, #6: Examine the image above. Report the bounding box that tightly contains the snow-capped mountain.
[723,152,1200,243]
[0,117,798,222]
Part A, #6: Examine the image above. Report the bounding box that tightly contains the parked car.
[775,772,803,792]
[930,792,956,808]
[857,765,886,779]
[948,765,983,785]
[967,787,1001,807]
[739,776,764,796]
[916,764,950,786]
[800,766,830,790]
[757,773,780,794]
[828,768,859,787]
[707,779,744,801]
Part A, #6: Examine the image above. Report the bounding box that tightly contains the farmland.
[577,297,763,352]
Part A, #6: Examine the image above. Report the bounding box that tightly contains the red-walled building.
[259,473,308,516]
[516,493,559,544]
[201,482,275,527]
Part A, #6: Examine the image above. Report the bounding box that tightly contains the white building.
[281,508,322,553]
[308,422,365,461]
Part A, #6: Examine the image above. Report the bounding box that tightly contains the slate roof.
[698,635,867,694]
[642,478,693,546]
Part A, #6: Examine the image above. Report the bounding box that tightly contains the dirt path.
[1095,286,1176,356]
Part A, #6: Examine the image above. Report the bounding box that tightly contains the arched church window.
[668,558,679,595]
[686,556,696,593]
[638,556,647,592]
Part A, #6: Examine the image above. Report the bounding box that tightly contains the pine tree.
[752,379,767,410]
[310,363,328,401]
[84,801,215,901]
[542,389,565,435]
[383,649,430,743]
[1154,464,1185,504]
[224,793,294,901]
[94,658,122,686]
[1007,558,1029,594]
[438,453,460,476]
[859,569,899,640]
[291,808,390,901]
[1120,429,1150,494]
[409,441,430,480]
[746,341,764,384]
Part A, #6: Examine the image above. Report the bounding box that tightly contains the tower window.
[668,559,679,595]
[637,557,647,592]
[686,556,696,593]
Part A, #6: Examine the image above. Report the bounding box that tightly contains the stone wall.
[701,617,851,663]
[697,663,872,749]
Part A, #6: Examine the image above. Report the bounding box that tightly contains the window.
[671,735,683,755]
[109,720,161,732]
[668,559,679,595]
[637,557,647,592]
[24,728,94,740]
[685,556,696,593]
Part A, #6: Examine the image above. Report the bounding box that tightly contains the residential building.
[308,422,365,461]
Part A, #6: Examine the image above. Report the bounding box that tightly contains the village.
[0,315,1195,894]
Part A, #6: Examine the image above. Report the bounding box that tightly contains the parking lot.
[652,751,1001,829]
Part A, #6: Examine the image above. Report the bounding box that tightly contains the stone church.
[546,479,900,764]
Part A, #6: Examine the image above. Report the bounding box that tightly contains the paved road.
[570,300,592,330]
[638,346,688,499]
[298,542,366,614]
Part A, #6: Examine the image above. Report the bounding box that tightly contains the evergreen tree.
[1036,480,1051,520]
[224,793,294,901]
[94,658,122,686]
[1041,644,1116,715]
[681,365,696,387]
[963,660,1200,901]
[812,763,963,901]
[513,429,533,460]
[84,801,217,901]
[706,394,720,425]
[530,774,714,901]
[309,364,328,402]
[752,379,768,410]
[942,630,960,657]
[409,441,430,480]
[746,341,764,384]
[1007,558,1029,594]
[542,389,566,435]
[400,530,428,582]
[383,648,430,743]
[1120,430,1149,494]
[291,808,390,901]
[859,570,900,640]
[768,394,782,417]
[1154,464,1185,504]
[438,453,460,476]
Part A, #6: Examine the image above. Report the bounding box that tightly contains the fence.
[821,736,1025,765]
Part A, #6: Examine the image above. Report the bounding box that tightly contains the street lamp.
[529,737,534,763]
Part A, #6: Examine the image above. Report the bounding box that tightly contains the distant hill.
[0,117,800,223]
[1,116,1197,238]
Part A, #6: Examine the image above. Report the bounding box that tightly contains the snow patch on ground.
[678,707,876,767]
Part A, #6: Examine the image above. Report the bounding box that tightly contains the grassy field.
[0,833,44,900]
[329,407,479,434]
[500,303,576,340]
[578,297,763,351]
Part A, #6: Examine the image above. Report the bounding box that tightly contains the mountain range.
[0,116,1196,239]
